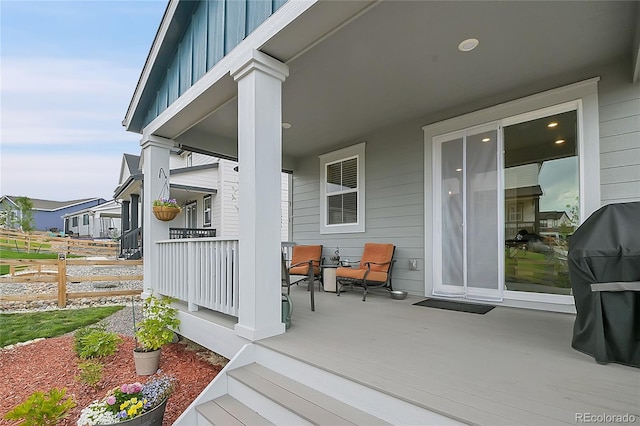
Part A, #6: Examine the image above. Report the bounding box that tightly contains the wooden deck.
[259,284,640,425]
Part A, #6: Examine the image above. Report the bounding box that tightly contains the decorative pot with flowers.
[151,198,181,221]
[77,375,176,426]
[133,294,180,376]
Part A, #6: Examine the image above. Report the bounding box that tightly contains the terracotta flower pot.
[133,349,161,375]
[152,206,179,221]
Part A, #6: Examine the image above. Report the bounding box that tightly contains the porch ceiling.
[168,1,637,159]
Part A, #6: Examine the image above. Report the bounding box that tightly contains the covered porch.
[176,283,640,425]
[124,1,640,420]
[261,286,639,425]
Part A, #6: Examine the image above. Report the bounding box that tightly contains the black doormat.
[413,298,495,314]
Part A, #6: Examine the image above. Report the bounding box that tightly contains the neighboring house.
[122,1,640,423]
[61,200,122,239]
[538,210,572,237]
[0,195,106,232]
[113,150,289,257]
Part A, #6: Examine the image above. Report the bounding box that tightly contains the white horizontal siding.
[192,152,216,166]
[220,160,240,238]
[171,168,218,188]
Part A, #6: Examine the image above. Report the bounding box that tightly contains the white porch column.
[231,50,289,340]
[141,135,174,296]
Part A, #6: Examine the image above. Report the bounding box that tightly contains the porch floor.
[259,284,640,425]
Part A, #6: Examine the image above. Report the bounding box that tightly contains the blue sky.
[1,0,167,201]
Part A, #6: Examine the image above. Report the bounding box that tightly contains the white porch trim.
[141,135,175,296]
[231,49,289,341]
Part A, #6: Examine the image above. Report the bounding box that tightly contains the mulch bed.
[0,335,224,425]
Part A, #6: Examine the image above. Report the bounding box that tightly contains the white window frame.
[72,216,78,227]
[319,142,365,234]
[185,201,197,228]
[203,195,212,227]
[425,77,601,310]
[83,214,89,226]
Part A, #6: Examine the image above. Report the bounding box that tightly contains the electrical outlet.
[409,259,418,270]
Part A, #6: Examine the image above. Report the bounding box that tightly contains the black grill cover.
[568,202,640,368]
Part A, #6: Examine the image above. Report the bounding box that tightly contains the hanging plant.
[152,199,181,221]
[152,168,180,221]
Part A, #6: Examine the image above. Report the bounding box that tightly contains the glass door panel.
[466,129,500,299]
[434,125,502,301]
[503,110,578,295]
[441,137,464,293]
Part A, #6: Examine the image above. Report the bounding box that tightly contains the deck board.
[258,286,640,425]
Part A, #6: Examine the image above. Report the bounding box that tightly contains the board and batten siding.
[597,62,640,204]
[144,0,287,127]
[292,121,426,296]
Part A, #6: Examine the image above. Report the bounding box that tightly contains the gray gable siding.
[598,62,640,204]
[143,0,287,127]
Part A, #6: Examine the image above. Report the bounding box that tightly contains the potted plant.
[151,198,181,221]
[77,375,176,425]
[133,294,180,375]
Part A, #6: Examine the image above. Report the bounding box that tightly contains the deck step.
[227,363,390,425]
[196,395,274,426]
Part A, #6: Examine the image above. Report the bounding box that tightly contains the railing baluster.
[155,238,239,317]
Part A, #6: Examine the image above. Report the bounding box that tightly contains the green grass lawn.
[0,249,72,275]
[0,305,125,347]
[505,249,570,288]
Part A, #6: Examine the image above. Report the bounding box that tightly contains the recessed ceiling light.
[456,168,462,172]
[547,122,558,128]
[282,122,292,129]
[555,139,565,145]
[458,38,479,52]
[482,137,491,142]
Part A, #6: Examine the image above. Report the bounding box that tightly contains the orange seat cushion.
[289,245,322,276]
[360,243,395,272]
[336,243,394,283]
[336,267,388,283]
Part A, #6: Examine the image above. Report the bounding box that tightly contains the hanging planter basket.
[152,206,180,221]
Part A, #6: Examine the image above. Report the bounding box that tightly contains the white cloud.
[0,152,124,200]
[1,56,142,146]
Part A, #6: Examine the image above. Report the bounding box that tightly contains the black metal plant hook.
[157,168,170,200]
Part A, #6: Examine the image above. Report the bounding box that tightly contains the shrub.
[4,387,76,426]
[135,294,180,352]
[77,360,104,387]
[74,324,122,359]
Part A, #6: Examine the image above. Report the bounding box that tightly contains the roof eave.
[123,0,176,133]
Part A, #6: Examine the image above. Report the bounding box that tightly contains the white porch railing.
[156,238,239,316]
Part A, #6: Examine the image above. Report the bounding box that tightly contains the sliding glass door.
[503,110,578,296]
[433,104,580,304]
[434,124,503,301]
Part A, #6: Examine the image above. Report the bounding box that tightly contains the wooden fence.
[0,256,142,308]
[0,228,119,257]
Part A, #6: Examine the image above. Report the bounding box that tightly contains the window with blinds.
[326,158,358,225]
[319,142,365,234]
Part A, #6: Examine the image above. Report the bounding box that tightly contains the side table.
[322,264,339,293]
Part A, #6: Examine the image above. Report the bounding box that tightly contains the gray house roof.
[504,185,544,199]
[124,154,141,174]
[539,211,568,221]
[0,196,103,212]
